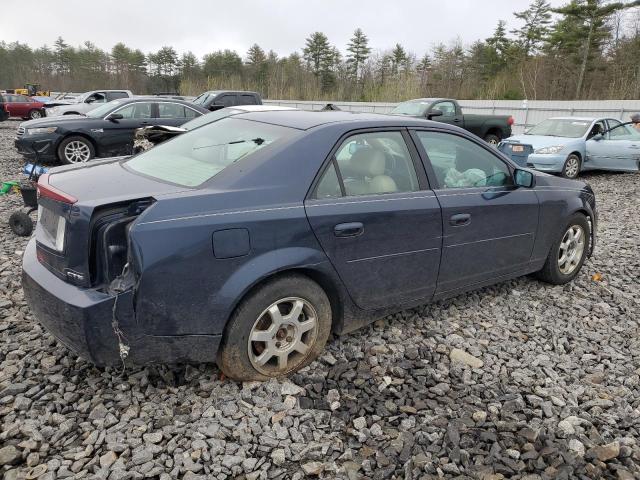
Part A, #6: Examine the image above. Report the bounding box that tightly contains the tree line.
[1,0,640,101]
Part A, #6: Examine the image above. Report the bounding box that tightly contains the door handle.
[453,118,461,123]
[334,222,364,237]
[630,145,640,149]
[450,213,471,226]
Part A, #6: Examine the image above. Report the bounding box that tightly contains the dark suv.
[191,90,262,111]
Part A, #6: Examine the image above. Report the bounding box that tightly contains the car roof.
[232,105,296,112]
[548,116,597,121]
[236,109,449,130]
[400,98,445,103]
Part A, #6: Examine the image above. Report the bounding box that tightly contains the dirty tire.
[28,109,43,120]
[561,153,581,179]
[217,274,332,381]
[9,211,34,236]
[57,135,95,164]
[484,133,501,146]
[535,213,590,285]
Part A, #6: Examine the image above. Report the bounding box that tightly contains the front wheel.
[217,275,332,381]
[562,154,581,179]
[535,213,589,285]
[57,136,95,164]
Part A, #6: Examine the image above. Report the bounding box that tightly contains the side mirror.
[108,113,123,122]
[427,109,443,119]
[86,97,96,104]
[592,133,603,141]
[514,169,535,188]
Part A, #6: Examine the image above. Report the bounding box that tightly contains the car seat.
[346,148,398,195]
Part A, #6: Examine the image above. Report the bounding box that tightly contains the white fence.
[264,99,640,134]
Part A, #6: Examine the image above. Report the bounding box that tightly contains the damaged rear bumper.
[22,238,221,366]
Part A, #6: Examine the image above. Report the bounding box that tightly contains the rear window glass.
[125,118,296,187]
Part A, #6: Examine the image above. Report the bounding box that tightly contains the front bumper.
[15,134,60,161]
[22,238,220,366]
[526,153,566,173]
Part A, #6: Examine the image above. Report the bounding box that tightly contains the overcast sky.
[0,0,568,58]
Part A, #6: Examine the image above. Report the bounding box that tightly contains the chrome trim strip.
[347,247,440,264]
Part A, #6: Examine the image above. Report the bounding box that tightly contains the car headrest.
[349,148,386,177]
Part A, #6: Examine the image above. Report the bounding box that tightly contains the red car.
[2,93,45,119]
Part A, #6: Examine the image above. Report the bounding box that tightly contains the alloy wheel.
[30,110,42,119]
[558,225,585,275]
[64,141,91,163]
[248,297,318,376]
[564,156,579,178]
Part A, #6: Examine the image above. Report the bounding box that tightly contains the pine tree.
[513,0,553,56]
[246,44,266,66]
[548,0,636,98]
[346,28,371,81]
[391,44,407,74]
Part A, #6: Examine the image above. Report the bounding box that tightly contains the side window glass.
[334,131,419,196]
[434,101,455,117]
[158,103,185,118]
[107,91,129,101]
[133,103,152,118]
[184,107,199,118]
[219,95,236,107]
[114,104,135,119]
[417,131,512,189]
[315,162,342,199]
[239,95,256,105]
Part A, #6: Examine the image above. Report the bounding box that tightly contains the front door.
[305,130,443,310]
[586,121,640,172]
[411,129,539,294]
[429,101,463,127]
[102,101,156,155]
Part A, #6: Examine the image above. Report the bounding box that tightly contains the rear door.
[304,129,443,309]
[156,102,202,127]
[585,121,640,172]
[411,129,539,294]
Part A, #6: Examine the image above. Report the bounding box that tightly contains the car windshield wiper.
[193,138,266,151]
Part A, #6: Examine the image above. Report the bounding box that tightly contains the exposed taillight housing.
[37,174,77,204]
[507,116,515,126]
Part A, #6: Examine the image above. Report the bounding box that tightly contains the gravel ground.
[0,117,639,480]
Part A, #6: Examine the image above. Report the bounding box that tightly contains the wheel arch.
[219,258,347,336]
[56,132,99,160]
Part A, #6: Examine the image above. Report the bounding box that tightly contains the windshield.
[192,91,219,106]
[390,101,431,116]
[182,108,243,131]
[86,100,124,118]
[526,119,592,138]
[125,117,296,187]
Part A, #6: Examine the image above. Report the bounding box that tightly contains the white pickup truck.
[45,90,133,117]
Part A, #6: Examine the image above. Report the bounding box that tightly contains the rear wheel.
[562,154,581,179]
[28,109,42,120]
[484,133,501,146]
[536,213,589,285]
[217,274,332,381]
[57,136,95,164]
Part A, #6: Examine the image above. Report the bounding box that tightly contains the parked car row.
[15,97,209,164]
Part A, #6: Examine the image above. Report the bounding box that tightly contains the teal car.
[499,117,640,178]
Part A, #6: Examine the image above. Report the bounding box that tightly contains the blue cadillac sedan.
[22,111,597,380]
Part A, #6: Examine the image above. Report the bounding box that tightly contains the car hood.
[20,115,94,128]
[504,134,580,149]
[46,157,190,207]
